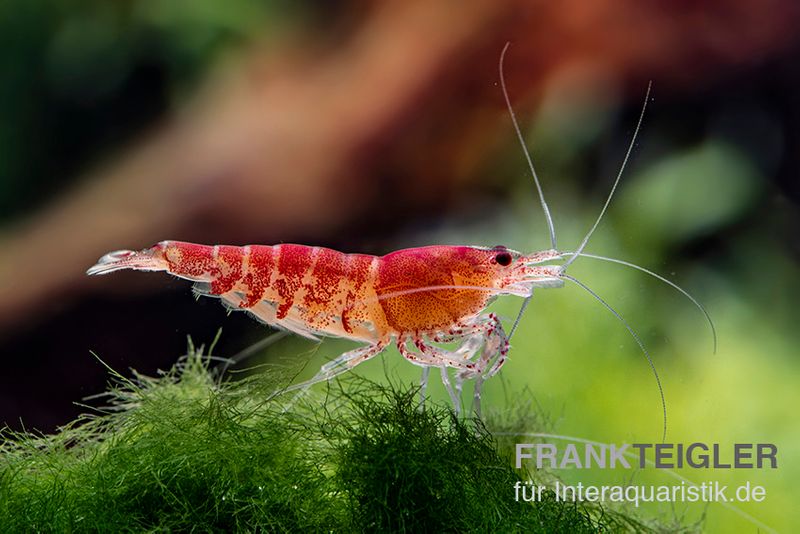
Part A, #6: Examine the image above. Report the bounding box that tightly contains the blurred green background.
[0,1,798,532]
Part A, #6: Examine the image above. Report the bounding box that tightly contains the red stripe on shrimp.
[210,245,244,295]
[274,244,314,319]
[162,241,216,277]
[341,254,373,334]
[303,247,345,309]
[239,245,275,308]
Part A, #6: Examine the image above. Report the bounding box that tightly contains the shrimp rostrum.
[87,44,715,433]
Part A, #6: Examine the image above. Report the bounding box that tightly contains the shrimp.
[87,44,715,437]
[86,242,563,398]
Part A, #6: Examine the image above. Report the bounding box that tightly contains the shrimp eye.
[494,251,513,266]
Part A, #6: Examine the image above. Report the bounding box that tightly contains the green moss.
[0,341,658,532]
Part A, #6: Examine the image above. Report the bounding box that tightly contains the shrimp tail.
[86,245,169,275]
[87,241,248,298]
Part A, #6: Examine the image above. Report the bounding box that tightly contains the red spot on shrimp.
[211,245,244,294]
[240,245,275,308]
[341,312,352,334]
[304,247,345,309]
[274,245,313,319]
[341,254,372,333]
[164,242,216,276]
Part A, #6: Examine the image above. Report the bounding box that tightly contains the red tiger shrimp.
[86,44,715,438]
[87,242,564,406]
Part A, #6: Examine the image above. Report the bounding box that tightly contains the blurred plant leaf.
[621,141,762,245]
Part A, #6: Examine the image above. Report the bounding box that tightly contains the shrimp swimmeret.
[87,44,715,436]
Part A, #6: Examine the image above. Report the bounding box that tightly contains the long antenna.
[563,273,667,442]
[561,81,652,272]
[500,42,556,341]
[558,251,717,354]
[500,42,556,250]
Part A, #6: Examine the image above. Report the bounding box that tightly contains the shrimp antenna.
[500,42,556,340]
[500,42,557,250]
[558,251,717,354]
[561,81,652,272]
[562,273,667,443]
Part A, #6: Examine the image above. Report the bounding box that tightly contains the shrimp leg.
[413,340,482,416]
[419,367,431,407]
[397,336,476,371]
[439,367,460,416]
[281,341,387,395]
[448,313,510,417]
[397,338,464,414]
